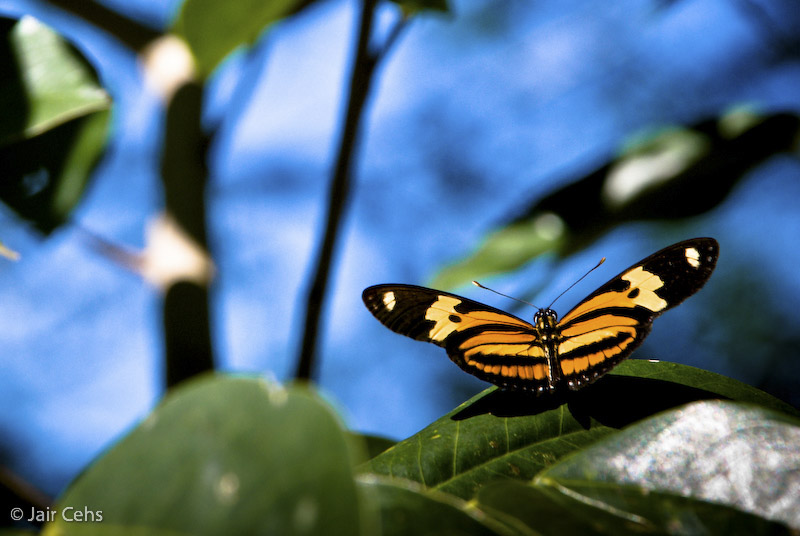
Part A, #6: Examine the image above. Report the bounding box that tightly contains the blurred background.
[1,0,799,499]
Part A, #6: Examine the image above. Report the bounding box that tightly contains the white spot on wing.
[685,247,700,268]
[383,291,396,311]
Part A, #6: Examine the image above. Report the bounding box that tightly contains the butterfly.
[362,238,719,394]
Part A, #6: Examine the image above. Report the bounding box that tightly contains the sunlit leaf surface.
[478,479,792,535]
[538,400,800,531]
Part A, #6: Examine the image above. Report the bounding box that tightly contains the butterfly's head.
[533,308,558,330]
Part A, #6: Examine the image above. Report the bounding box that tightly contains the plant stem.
[161,83,215,388]
[295,0,387,382]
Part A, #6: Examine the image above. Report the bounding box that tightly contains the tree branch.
[295,0,394,382]
[160,82,215,388]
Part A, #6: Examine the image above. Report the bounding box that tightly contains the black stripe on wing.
[554,237,719,389]
[362,284,551,390]
[559,238,719,327]
[362,284,534,346]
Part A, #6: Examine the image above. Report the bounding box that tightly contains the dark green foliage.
[0,17,110,234]
[359,476,508,536]
[434,111,800,289]
[173,0,308,77]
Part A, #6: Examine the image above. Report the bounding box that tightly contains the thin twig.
[295,0,404,382]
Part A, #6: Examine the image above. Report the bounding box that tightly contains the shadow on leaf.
[452,374,726,429]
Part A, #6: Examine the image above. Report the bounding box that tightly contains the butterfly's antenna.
[472,280,541,310]
[547,257,606,309]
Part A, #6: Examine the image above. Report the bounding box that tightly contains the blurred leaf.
[391,0,450,15]
[538,400,800,531]
[0,16,111,234]
[0,17,110,143]
[173,0,307,77]
[0,241,20,260]
[350,433,397,462]
[436,110,800,289]
[433,215,565,289]
[477,479,792,535]
[45,375,374,536]
[358,475,510,536]
[360,360,796,501]
[0,109,110,234]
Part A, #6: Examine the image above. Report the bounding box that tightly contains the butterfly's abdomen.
[534,309,562,390]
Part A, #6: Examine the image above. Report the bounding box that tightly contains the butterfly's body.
[532,309,561,391]
[363,238,719,394]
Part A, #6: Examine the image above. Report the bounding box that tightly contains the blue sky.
[1,0,799,496]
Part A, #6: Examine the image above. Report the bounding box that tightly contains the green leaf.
[0,240,20,260]
[390,0,450,15]
[360,386,612,501]
[435,110,800,289]
[432,215,565,290]
[0,16,111,234]
[538,400,800,531]
[360,360,797,501]
[477,479,792,535]
[350,433,397,462]
[606,359,798,417]
[0,17,110,143]
[358,475,510,536]
[173,0,307,77]
[46,375,374,536]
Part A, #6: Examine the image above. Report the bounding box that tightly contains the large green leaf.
[358,475,510,536]
[477,479,792,535]
[433,110,800,289]
[361,360,796,501]
[45,375,373,536]
[173,0,307,77]
[536,400,800,531]
[605,359,797,417]
[0,16,111,234]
